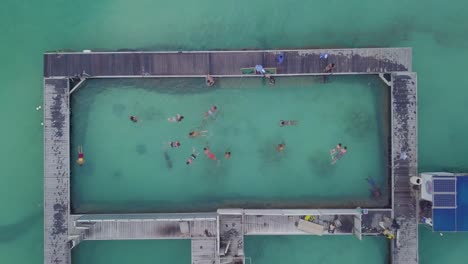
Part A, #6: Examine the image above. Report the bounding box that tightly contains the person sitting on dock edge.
[206,75,215,86]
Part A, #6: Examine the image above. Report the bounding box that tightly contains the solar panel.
[433,179,456,192]
[433,194,456,207]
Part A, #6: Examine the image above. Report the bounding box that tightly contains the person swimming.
[186,147,199,165]
[129,116,138,123]
[224,151,231,159]
[169,141,181,148]
[204,106,218,118]
[203,147,217,160]
[330,143,342,157]
[76,145,85,166]
[276,143,286,152]
[279,120,298,127]
[168,114,184,123]
[366,177,382,198]
[189,130,208,138]
[331,146,347,164]
[206,75,215,86]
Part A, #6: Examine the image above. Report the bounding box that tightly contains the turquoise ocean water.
[1,0,468,263]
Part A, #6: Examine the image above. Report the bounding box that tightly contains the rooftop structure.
[43,47,418,264]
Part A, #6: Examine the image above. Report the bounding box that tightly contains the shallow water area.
[71,76,389,213]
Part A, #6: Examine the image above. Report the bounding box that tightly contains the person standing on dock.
[76,145,85,166]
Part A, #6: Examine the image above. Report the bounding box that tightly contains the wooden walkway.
[391,72,418,264]
[44,48,411,78]
[75,213,217,240]
[44,78,70,264]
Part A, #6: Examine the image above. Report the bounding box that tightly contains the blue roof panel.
[433,179,456,192]
[433,208,456,231]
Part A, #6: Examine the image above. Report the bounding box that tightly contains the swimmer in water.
[169,141,181,148]
[330,143,342,157]
[366,177,382,198]
[331,146,347,164]
[189,130,208,138]
[279,120,298,127]
[76,145,85,166]
[168,114,184,123]
[267,75,276,85]
[129,116,138,123]
[276,143,286,152]
[203,147,217,160]
[204,106,218,119]
[186,147,199,165]
[206,75,215,86]
[224,151,231,159]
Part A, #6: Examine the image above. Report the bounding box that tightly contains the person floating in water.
[189,130,208,138]
[224,151,231,159]
[169,141,181,148]
[255,65,266,76]
[276,143,286,152]
[206,75,215,86]
[279,120,298,127]
[129,116,138,123]
[76,145,85,166]
[329,143,342,157]
[331,146,347,164]
[186,147,199,165]
[324,63,335,73]
[366,177,382,198]
[168,114,184,123]
[203,147,217,160]
[204,106,218,119]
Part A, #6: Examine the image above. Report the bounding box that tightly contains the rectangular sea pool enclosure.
[70,76,390,213]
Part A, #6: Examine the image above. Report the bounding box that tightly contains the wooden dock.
[44,78,70,264]
[391,72,418,264]
[44,48,411,78]
[43,47,419,264]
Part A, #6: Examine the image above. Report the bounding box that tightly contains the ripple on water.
[136,144,147,155]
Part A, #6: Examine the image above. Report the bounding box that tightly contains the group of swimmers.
[329,143,348,165]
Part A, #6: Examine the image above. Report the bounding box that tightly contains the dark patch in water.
[258,140,284,164]
[136,144,147,155]
[112,104,126,117]
[308,152,335,175]
[112,170,122,179]
[141,106,163,121]
[345,110,372,139]
[164,151,173,169]
[0,211,41,243]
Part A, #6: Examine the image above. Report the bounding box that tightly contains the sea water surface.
[1,0,468,263]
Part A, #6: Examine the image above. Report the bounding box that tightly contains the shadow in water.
[344,110,373,139]
[0,211,41,243]
[308,152,335,176]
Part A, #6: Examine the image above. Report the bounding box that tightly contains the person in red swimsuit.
[203,147,217,160]
[77,145,85,166]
